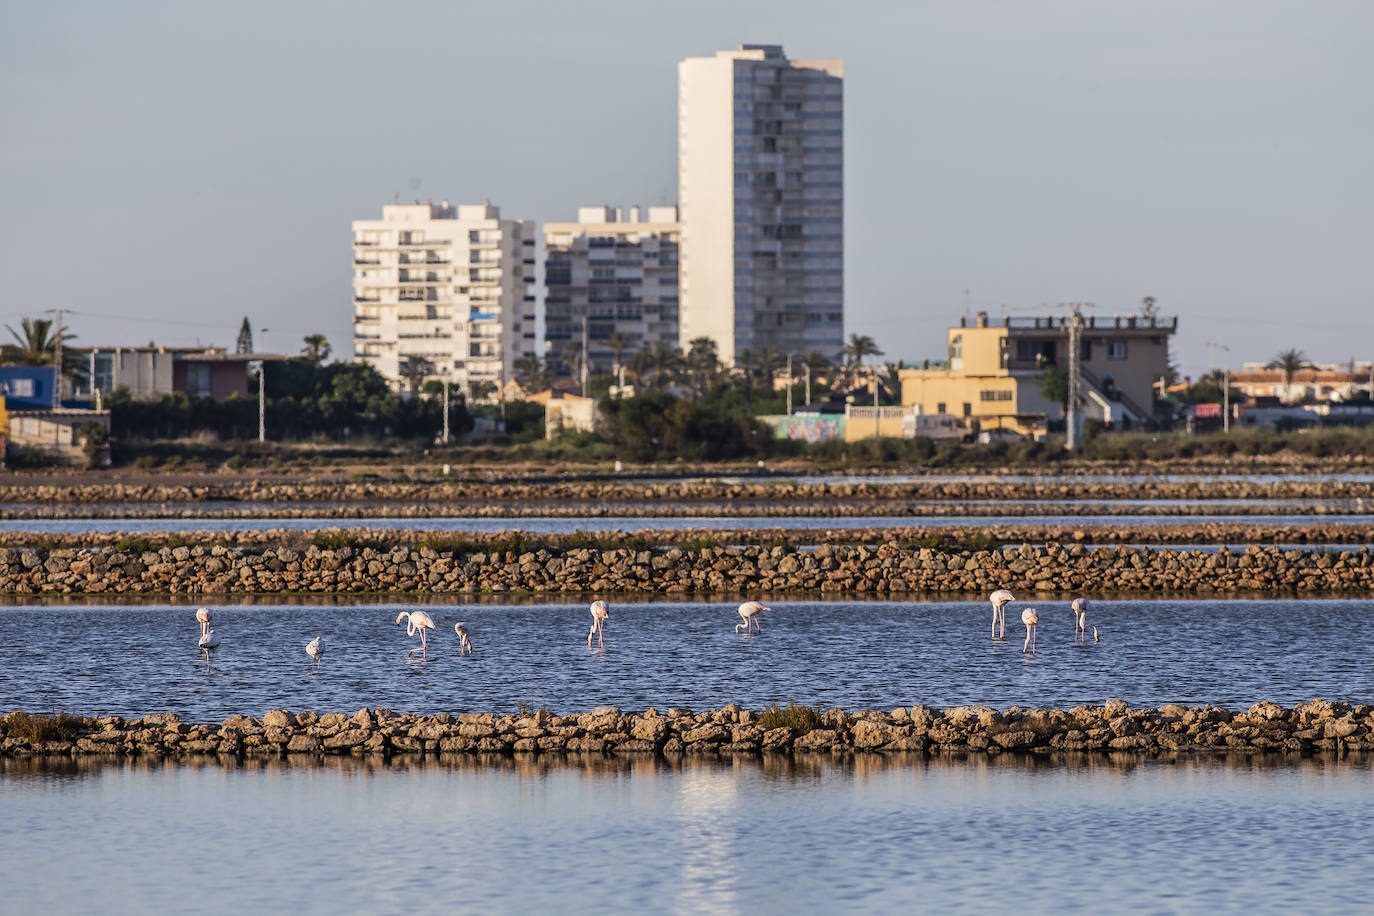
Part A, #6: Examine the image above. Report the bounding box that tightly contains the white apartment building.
[678,43,844,363]
[544,205,681,378]
[352,201,536,398]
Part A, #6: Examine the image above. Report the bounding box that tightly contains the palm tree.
[606,331,633,372]
[684,336,721,396]
[301,334,332,365]
[469,379,498,403]
[400,355,433,399]
[1266,348,1312,403]
[839,334,883,388]
[514,354,552,393]
[879,361,903,405]
[3,316,85,384]
[560,339,584,381]
[645,339,682,390]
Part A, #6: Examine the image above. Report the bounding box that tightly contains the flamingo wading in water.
[1071,598,1090,643]
[1021,608,1039,654]
[735,600,769,634]
[198,629,220,673]
[454,622,472,655]
[196,607,213,638]
[306,636,325,672]
[989,590,1014,639]
[396,610,436,658]
[588,601,608,648]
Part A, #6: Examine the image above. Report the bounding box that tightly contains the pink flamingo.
[454,622,472,656]
[588,600,609,648]
[989,590,1014,639]
[735,600,769,634]
[1021,608,1039,654]
[198,629,220,673]
[196,607,213,638]
[395,610,436,658]
[1071,598,1090,643]
[306,636,325,672]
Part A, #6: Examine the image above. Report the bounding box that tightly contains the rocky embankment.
[2,477,1371,521]
[4,540,1373,595]
[4,699,1369,761]
[5,477,1372,505]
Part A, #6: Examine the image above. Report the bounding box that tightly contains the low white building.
[353,201,536,400]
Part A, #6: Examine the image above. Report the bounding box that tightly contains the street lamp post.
[1206,342,1231,432]
[258,327,270,443]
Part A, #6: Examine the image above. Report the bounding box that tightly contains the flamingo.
[1021,608,1039,654]
[198,629,220,673]
[735,600,769,634]
[1093,625,1100,643]
[588,600,609,648]
[395,610,436,658]
[1071,598,1090,643]
[454,622,472,656]
[196,607,213,638]
[989,590,1014,639]
[306,636,325,672]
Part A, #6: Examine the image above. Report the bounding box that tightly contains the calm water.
[1,754,1371,914]
[3,513,1373,535]
[1,598,1366,720]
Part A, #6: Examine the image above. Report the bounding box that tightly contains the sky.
[2,0,1370,378]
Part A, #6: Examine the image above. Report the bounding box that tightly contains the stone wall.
[3,540,1372,595]
[3,699,1368,760]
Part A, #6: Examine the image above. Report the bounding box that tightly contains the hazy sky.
[3,0,1369,377]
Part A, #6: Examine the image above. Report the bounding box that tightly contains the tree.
[236,317,254,354]
[560,339,584,384]
[469,379,497,403]
[839,334,883,387]
[683,336,721,397]
[514,354,552,393]
[1139,296,1159,321]
[2,316,86,385]
[1266,348,1312,403]
[878,361,903,406]
[1039,364,1069,413]
[606,331,632,372]
[301,334,332,366]
[643,339,682,391]
[400,355,433,399]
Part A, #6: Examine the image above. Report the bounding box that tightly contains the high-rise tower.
[678,44,843,363]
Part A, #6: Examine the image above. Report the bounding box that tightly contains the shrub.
[756,702,823,734]
[3,710,84,742]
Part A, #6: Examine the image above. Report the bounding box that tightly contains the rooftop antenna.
[963,289,971,322]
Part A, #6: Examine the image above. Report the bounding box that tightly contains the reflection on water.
[1,753,1370,913]
[0,598,1368,719]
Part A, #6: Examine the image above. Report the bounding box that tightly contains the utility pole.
[442,378,450,444]
[580,313,589,397]
[1206,342,1231,432]
[1065,305,1084,451]
[786,355,793,417]
[258,327,269,443]
[872,358,880,441]
[52,308,64,409]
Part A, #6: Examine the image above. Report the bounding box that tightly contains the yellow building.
[900,311,1177,437]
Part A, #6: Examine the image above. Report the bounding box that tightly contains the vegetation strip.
[4,699,1367,760]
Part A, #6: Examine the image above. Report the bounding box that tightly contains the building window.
[937,402,946,414]
[1108,341,1127,360]
[186,363,212,398]
[979,390,1013,402]
[962,402,972,417]
[9,378,35,398]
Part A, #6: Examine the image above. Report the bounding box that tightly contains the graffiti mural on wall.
[759,414,845,442]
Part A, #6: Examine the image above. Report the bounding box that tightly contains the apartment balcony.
[354,257,382,265]
[353,295,381,304]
